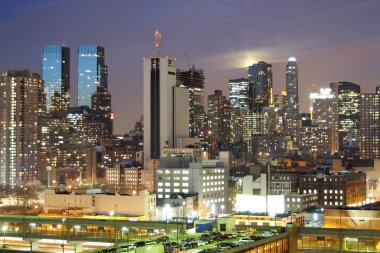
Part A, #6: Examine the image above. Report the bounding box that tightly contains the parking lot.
[91,228,280,253]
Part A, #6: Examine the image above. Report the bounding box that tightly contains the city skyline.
[1,0,380,133]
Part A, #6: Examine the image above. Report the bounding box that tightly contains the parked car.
[239,237,254,244]
[225,233,237,239]
[134,241,146,247]
[250,235,265,240]
[215,244,231,250]
[237,231,247,237]
[232,241,245,247]
[196,240,207,246]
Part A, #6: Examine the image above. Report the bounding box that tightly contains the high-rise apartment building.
[0,70,45,186]
[285,57,299,144]
[77,45,108,107]
[143,57,189,159]
[309,88,339,153]
[42,45,70,112]
[176,66,205,138]
[337,82,361,153]
[248,61,273,112]
[207,90,231,150]
[360,92,380,159]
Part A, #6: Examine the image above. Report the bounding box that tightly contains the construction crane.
[184,50,192,70]
[154,30,161,56]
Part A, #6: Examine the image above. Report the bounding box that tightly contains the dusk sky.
[1,0,380,134]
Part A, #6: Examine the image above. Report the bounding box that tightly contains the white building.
[44,189,156,220]
[143,57,189,160]
[156,149,228,218]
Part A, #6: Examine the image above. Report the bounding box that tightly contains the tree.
[14,180,43,214]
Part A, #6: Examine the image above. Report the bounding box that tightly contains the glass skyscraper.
[42,45,70,112]
[77,45,107,107]
[248,61,273,112]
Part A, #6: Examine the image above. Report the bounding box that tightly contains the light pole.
[67,203,70,242]
[61,218,65,253]
[221,205,225,215]
[2,225,7,252]
[114,204,118,246]
[110,210,114,244]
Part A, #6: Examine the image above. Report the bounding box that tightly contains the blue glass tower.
[77,45,107,107]
[42,45,70,112]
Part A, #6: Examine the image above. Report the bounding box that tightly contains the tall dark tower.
[176,66,205,138]
[248,61,273,112]
[42,45,70,112]
[285,57,299,144]
[337,82,360,155]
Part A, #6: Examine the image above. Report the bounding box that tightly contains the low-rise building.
[285,193,318,212]
[44,189,156,220]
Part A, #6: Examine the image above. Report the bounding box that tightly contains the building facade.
[0,70,45,186]
[337,82,361,154]
[360,93,380,159]
[42,45,70,112]
[143,57,189,159]
[77,45,107,107]
[285,57,299,145]
[248,61,273,112]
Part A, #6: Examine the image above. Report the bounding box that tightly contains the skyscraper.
[77,45,107,107]
[285,57,299,144]
[229,78,250,109]
[207,90,231,151]
[42,45,70,112]
[0,70,45,186]
[176,66,205,138]
[143,57,189,159]
[286,57,299,114]
[337,82,360,153]
[248,61,273,112]
[310,88,339,153]
[229,78,251,144]
[360,92,380,159]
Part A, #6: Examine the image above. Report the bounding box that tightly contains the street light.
[221,205,225,215]
[2,225,7,251]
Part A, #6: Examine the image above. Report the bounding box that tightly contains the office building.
[42,45,70,112]
[309,88,339,153]
[337,82,361,153]
[299,170,366,207]
[229,78,251,109]
[91,86,114,148]
[299,126,332,156]
[176,66,205,138]
[360,93,380,159]
[248,61,273,112]
[156,148,228,217]
[0,70,45,186]
[143,57,189,159]
[207,90,231,150]
[106,166,142,195]
[77,45,107,107]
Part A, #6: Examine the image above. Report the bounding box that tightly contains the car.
[239,237,254,244]
[250,235,265,240]
[120,245,136,250]
[225,233,237,239]
[215,244,231,250]
[158,236,170,242]
[237,231,247,237]
[134,241,146,247]
[232,241,245,247]
[196,240,207,246]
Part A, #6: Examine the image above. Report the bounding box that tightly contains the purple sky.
[1,0,380,134]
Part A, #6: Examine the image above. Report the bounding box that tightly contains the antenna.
[154,30,161,56]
